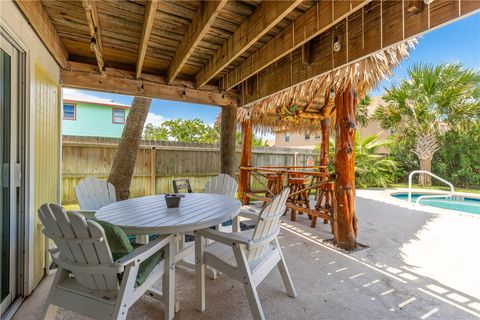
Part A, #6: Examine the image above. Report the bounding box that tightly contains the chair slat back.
[38,203,118,291]
[247,188,290,262]
[172,178,193,193]
[75,176,117,210]
[204,174,238,198]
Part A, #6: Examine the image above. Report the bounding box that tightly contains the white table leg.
[195,231,206,312]
[163,237,176,319]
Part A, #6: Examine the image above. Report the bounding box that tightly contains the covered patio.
[2,0,480,319]
[14,197,480,319]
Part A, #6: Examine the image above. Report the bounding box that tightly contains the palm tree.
[374,63,480,186]
[354,133,398,188]
[108,97,152,200]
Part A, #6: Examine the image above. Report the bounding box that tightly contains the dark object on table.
[172,178,192,193]
[165,194,184,208]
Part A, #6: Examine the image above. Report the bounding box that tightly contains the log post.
[238,121,252,204]
[320,117,331,225]
[320,118,330,167]
[220,105,237,177]
[333,86,358,251]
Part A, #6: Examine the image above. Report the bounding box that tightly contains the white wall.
[1,0,60,294]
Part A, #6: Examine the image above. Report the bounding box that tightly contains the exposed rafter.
[196,0,303,88]
[82,0,104,74]
[223,0,370,90]
[136,0,158,79]
[14,0,68,68]
[168,0,227,84]
[61,62,239,107]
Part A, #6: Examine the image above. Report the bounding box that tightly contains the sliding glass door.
[0,32,20,317]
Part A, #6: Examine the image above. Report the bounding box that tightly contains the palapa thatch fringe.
[235,39,417,134]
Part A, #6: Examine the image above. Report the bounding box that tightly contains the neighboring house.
[275,96,390,151]
[62,96,130,138]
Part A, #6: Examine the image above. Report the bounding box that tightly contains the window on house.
[305,133,310,140]
[63,103,76,120]
[284,133,290,142]
[113,108,125,124]
[315,133,321,139]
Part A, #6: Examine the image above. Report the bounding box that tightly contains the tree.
[354,133,398,188]
[108,97,152,200]
[235,132,268,147]
[163,118,219,143]
[143,123,168,141]
[374,63,480,186]
[356,95,371,127]
[433,122,480,188]
[143,117,270,146]
[143,118,219,143]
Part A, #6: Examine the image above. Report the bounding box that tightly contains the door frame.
[0,25,28,319]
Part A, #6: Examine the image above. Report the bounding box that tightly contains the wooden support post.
[220,105,237,178]
[320,117,331,225]
[150,147,156,195]
[320,118,330,167]
[238,121,253,204]
[333,86,358,251]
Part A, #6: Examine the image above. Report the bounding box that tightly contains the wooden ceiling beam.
[223,0,371,90]
[168,0,227,84]
[14,0,68,68]
[196,0,303,88]
[83,0,105,74]
[136,0,159,79]
[61,62,239,107]
[240,0,480,107]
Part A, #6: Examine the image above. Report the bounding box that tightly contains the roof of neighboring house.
[63,89,129,108]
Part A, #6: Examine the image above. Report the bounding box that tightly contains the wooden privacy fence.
[62,136,319,204]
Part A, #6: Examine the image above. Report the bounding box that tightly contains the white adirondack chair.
[75,176,117,216]
[204,173,238,198]
[176,174,239,278]
[195,188,297,320]
[38,203,175,320]
[204,173,238,231]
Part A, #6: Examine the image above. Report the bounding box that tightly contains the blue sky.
[64,12,480,127]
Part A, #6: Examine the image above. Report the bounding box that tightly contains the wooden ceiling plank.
[62,62,239,107]
[168,0,228,84]
[14,0,69,68]
[136,0,159,78]
[82,0,105,73]
[196,0,303,88]
[224,0,371,90]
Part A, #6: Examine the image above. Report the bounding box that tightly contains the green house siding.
[62,102,129,138]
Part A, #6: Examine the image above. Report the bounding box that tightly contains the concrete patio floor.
[13,194,480,319]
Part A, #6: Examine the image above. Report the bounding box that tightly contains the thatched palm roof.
[237,39,417,134]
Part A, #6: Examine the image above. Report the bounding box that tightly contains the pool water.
[392,193,480,214]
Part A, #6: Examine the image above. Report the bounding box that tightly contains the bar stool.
[312,181,335,230]
[265,173,283,198]
[287,173,310,221]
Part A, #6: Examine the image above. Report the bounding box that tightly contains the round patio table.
[95,193,242,235]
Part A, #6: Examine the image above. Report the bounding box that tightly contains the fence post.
[151,147,156,195]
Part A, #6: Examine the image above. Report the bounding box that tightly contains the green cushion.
[92,219,133,261]
[132,243,165,287]
[90,218,165,287]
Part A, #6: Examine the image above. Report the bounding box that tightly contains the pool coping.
[356,188,480,218]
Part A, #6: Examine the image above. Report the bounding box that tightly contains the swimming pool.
[392,193,480,214]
